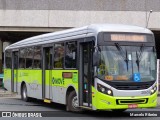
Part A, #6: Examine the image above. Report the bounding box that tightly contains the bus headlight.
[150,85,157,95]
[97,83,113,96]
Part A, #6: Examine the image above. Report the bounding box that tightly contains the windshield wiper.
[115,43,129,71]
[136,51,140,72]
[136,44,144,71]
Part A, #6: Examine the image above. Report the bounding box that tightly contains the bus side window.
[5,50,12,69]
[26,47,34,69]
[53,43,64,68]
[19,48,26,69]
[33,46,41,69]
[65,41,77,68]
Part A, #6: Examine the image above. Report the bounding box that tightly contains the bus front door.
[79,41,93,108]
[42,47,53,100]
[11,51,18,92]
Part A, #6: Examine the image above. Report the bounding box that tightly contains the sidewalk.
[0,87,17,97]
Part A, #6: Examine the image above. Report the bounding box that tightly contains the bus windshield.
[97,45,157,82]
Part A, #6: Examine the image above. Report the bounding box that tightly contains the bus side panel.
[51,70,78,104]
[3,69,12,91]
[18,69,42,99]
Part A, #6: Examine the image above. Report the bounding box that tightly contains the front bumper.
[92,88,158,110]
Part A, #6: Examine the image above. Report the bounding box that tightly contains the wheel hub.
[72,96,78,108]
[23,87,27,99]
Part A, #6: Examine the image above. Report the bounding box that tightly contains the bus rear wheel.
[67,91,81,112]
[21,84,29,102]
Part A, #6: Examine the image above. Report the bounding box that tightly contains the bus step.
[79,106,92,110]
[44,99,51,103]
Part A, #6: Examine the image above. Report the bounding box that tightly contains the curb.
[0,94,17,97]
[0,88,17,97]
[0,93,17,97]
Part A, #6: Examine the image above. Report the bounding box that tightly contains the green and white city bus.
[4,24,158,112]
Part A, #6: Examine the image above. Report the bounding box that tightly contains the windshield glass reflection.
[97,46,156,82]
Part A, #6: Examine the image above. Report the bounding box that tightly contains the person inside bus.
[65,42,77,68]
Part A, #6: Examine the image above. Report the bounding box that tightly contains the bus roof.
[6,24,153,50]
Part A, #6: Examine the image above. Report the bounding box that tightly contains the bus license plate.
[128,104,138,108]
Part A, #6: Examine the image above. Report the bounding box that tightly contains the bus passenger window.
[54,43,64,68]
[33,47,41,69]
[19,48,26,69]
[26,47,33,69]
[5,50,12,69]
[65,42,77,68]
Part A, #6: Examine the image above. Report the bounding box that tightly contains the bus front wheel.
[67,91,81,112]
[21,84,29,102]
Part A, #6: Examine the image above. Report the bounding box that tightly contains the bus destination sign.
[111,34,146,42]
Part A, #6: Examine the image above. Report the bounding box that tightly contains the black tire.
[21,84,30,102]
[67,91,81,112]
[112,109,127,112]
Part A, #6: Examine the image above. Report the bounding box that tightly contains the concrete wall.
[0,0,160,11]
[0,0,160,30]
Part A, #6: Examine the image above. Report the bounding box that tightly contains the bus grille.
[102,80,154,90]
[116,98,148,105]
[113,83,152,90]
[115,85,150,90]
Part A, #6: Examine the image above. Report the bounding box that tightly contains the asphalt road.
[0,96,159,120]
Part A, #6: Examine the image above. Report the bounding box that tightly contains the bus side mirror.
[93,52,100,66]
